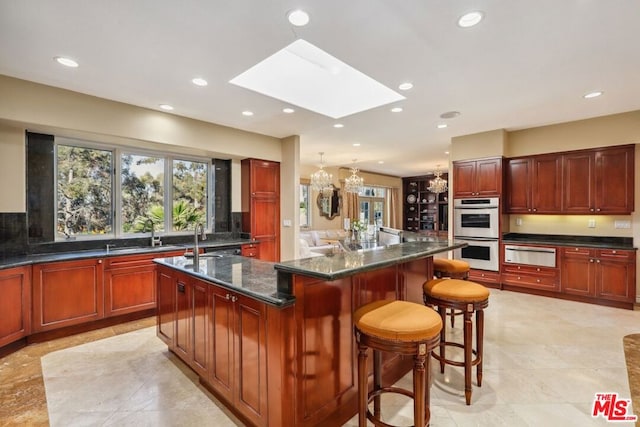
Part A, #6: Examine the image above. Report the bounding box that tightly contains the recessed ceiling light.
[445,151,450,155]
[440,111,461,119]
[353,143,361,147]
[287,9,310,26]
[242,110,254,116]
[584,91,603,99]
[334,123,344,128]
[159,104,174,111]
[398,82,413,91]
[192,77,208,86]
[391,107,403,113]
[458,11,484,28]
[437,123,448,129]
[282,107,295,114]
[378,161,384,164]
[54,56,79,68]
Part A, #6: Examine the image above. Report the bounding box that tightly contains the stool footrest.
[367,387,429,427]
[432,341,481,368]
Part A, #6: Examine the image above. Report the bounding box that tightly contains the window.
[56,144,113,239]
[172,159,208,231]
[358,186,385,227]
[300,183,311,227]
[54,137,213,240]
[121,154,165,233]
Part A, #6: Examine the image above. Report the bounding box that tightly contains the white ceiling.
[1,0,639,177]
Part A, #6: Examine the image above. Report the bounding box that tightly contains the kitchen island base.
[156,257,436,426]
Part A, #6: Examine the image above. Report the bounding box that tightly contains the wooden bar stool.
[423,278,489,405]
[354,300,442,427]
[433,258,470,280]
[432,258,471,327]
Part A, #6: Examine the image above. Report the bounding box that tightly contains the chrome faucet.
[193,223,207,267]
[145,219,162,247]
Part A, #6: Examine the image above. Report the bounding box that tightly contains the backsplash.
[0,213,27,257]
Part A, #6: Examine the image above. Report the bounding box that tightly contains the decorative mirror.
[317,185,341,219]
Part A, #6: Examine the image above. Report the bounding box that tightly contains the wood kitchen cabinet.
[241,158,280,262]
[452,157,502,198]
[0,266,31,348]
[561,247,636,307]
[209,286,268,426]
[505,155,562,213]
[155,264,269,426]
[563,145,634,214]
[32,258,105,332]
[502,264,560,292]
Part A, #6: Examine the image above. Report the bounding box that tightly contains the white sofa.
[299,229,349,258]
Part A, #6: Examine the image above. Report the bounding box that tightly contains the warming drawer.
[504,245,556,268]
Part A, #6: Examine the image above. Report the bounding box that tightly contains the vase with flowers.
[351,218,368,242]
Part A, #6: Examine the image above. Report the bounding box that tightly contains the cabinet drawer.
[468,269,500,284]
[502,264,558,277]
[597,249,635,261]
[561,247,592,257]
[502,272,560,291]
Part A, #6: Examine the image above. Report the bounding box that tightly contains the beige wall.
[0,124,25,212]
[0,75,283,214]
[280,136,300,261]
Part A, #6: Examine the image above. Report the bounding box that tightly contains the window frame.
[54,136,212,241]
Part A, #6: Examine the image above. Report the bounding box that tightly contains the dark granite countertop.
[0,239,254,270]
[502,233,635,250]
[275,239,467,281]
[154,255,292,307]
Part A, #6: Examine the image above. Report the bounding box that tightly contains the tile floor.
[1,289,639,426]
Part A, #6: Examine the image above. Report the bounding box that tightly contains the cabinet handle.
[612,250,617,254]
[225,293,231,300]
[231,295,238,302]
[536,268,540,272]
[589,259,594,263]
[590,208,595,212]
[178,283,185,293]
[536,279,541,283]
[532,208,537,212]
[517,276,521,280]
[98,259,103,264]
[596,259,601,263]
[596,208,601,212]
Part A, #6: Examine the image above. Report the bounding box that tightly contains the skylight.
[229,39,405,119]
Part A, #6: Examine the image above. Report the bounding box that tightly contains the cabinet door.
[252,198,279,261]
[234,293,268,426]
[174,274,191,362]
[475,158,502,196]
[104,264,156,317]
[560,248,596,296]
[0,266,31,347]
[157,269,176,347]
[452,161,476,197]
[192,280,209,377]
[32,259,104,332]
[247,159,280,198]
[594,146,635,214]
[596,250,636,302]
[505,158,531,213]
[531,155,562,213]
[563,152,594,213]
[209,286,235,403]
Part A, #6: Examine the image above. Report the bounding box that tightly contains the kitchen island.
[154,238,465,427]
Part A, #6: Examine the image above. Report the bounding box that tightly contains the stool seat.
[424,278,490,302]
[354,300,442,341]
[433,258,470,276]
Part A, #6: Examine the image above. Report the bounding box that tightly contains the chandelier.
[427,166,448,194]
[344,159,364,194]
[310,152,334,198]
